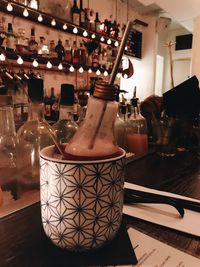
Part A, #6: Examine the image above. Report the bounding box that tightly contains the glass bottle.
[49,87,56,122]
[71,0,80,25]
[38,37,49,56]
[55,39,65,61]
[71,41,80,66]
[78,42,86,66]
[6,23,16,52]
[16,28,29,53]
[0,18,6,49]
[28,0,39,10]
[65,81,120,159]
[17,78,54,196]
[0,96,19,200]
[53,84,78,144]
[126,92,148,155]
[95,12,101,33]
[64,40,72,63]
[43,88,51,120]
[79,0,85,27]
[49,40,57,59]
[29,28,38,53]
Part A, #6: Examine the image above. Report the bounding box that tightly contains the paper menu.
[127,228,200,267]
[123,182,200,237]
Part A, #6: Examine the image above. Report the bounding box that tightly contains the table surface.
[0,150,200,266]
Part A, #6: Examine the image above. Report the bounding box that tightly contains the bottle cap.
[93,81,118,101]
[28,78,44,103]
[0,95,13,106]
[60,84,74,106]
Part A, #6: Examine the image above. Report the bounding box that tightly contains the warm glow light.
[96,69,101,76]
[103,70,108,77]
[91,33,96,39]
[124,74,128,79]
[51,19,56,26]
[7,3,13,12]
[117,73,121,78]
[23,8,29,17]
[83,30,88,37]
[46,61,52,68]
[69,66,74,72]
[125,46,128,51]
[0,53,6,61]
[32,59,38,67]
[114,41,119,47]
[79,67,84,73]
[88,68,92,73]
[100,36,105,42]
[38,14,43,22]
[73,27,78,34]
[17,56,23,65]
[63,23,67,30]
[58,63,63,70]
[107,39,112,45]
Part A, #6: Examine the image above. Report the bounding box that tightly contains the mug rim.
[40,145,126,164]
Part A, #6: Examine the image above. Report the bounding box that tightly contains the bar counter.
[0,150,200,266]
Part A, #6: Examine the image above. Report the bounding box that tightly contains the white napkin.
[123,182,200,237]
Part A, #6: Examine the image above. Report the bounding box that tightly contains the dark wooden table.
[0,151,200,266]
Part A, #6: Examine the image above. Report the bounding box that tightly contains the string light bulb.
[73,27,78,34]
[79,67,84,73]
[117,73,121,78]
[96,69,101,76]
[58,63,63,70]
[107,39,112,45]
[69,65,74,72]
[88,68,92,73]
[123,74,128,79]
[46,61,52,69]
[114,41,119,47]
[6,3,13,12]
[0,53,6,61]
[23,8,29,17]
[100,36,105,42]
[32,59,38,67]
[63,23,67,30]
[91,33,96,39]
[103,70,108,77]
[83,30,88,37]
[38,14,43,22]
[125,46,128,51]
[17,56,23,65]
[51,19,56,26]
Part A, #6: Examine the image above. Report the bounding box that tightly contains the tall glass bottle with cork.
[17,78,54,196]
[53,84,78,144]
[126,87,148,155]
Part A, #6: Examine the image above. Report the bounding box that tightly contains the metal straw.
[109,20,133,85]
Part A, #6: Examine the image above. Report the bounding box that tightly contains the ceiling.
[136,0,200,32]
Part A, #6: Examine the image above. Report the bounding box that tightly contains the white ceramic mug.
[40,146,126,251]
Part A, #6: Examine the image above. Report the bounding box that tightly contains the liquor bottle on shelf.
[49,40,57,59]
[78,42,86,66]
[49,87,56,122]
[28,0,39,10]
[43,88,51,120]
[95,12,101,33]
[0,18,6,49]
[84,8,90,30]
[16,28,29,53]
[17,78,54,196]
[55,39,65,61]
[64,39,72,63]
[28,28,38,53]
[0,95,19,200]
[71,41,80,66]
[79,0,85,27]
[126,87,148,155]
[6,23,16,52]
[89,9,95,32]
[53,84,78,144]
[71,0,80,25]
[92,48,99,68]
[38,37,49,56]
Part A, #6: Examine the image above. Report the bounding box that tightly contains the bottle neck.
[59,105,74,120]
[28,102,45,121]
[0,106,16,135]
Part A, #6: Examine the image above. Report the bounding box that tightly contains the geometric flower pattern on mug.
[40,157,125,251]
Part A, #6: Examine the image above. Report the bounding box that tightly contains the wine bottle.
[49,87,56,122]
[55,39,65,61]
[28,28,38,53]
[95,12,101,33]
[6,23,16,52]
[71,0,80,26]
[79,0,85,27]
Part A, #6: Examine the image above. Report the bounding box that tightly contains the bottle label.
[80,11,85,24]
[73,13,80,25]
[6,36,15,50]
[45,104,51,117]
